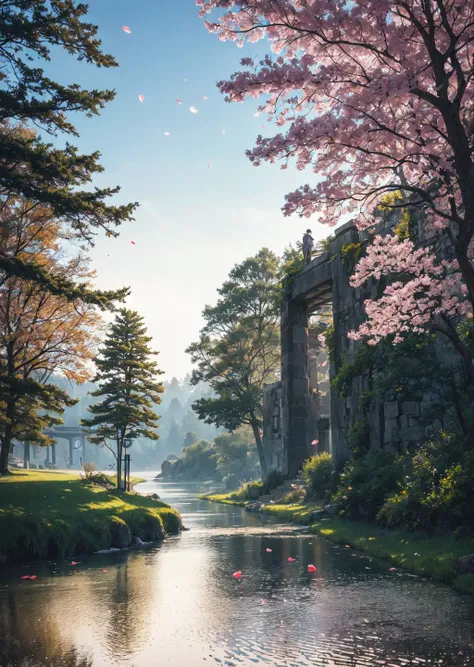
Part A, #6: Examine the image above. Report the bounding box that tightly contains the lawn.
[311,517,474,595]
[0,470,182,563]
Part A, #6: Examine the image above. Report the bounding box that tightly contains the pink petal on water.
[232,571,242,579]
[138,95,145,103]
[265,548,272,553]
[189,106,198,114]
[122,26,131,34]
[29,575,37,580]
[311,439,319,445]
[102,569,108,573]
[260,598,265,605]
[71,561,79,566]
[307,564,317,573]
[20,575,30,579]
[389,567,397,572]
[287,557,296,563]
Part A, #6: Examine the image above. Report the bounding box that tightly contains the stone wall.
[262,207,459,476]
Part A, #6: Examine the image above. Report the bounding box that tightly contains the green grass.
[201,491,322,524]
[0,470,182,563]
[311,517,474,595]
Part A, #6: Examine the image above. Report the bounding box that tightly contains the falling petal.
[260,598,265,605]
[131,241,136,245]
[176,99,182,105]
[184,78,188,82]
[202,96,208,100]
[254,112,260,118]
[265,548,272,553]
[307,564,317,573]
[138,95,145,103]
[345,544,351,548]
[70,561,79,566]
[311,439,319,445]
[189,106,198,114]
[164,132,170,136]
[287,557,296,563]
[122,26,131,34]
[29,575,37,580]
[232,571,242,579]
[260,124,264,128]
[20,575,31,579]
[321,360,328,368]
[221,128,226,134]
[389,567,397,572]
[208,163,211,169]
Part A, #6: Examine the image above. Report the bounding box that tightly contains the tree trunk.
[455,249,474,316]
[0,399,15,475]
[116,434,122,490]
[24,443,30,469]
[250,419,268,479]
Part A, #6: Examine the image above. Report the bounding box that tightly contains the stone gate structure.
[263,213,454,477]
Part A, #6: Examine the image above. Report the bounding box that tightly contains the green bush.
[302,453,334,501]
[378,434,474,533]
[234,480,265,500]
[280,487,307,505]
[334,451,403,520]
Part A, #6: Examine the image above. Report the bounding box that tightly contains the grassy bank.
[312,518,474,595]
[202,491,322,524]
[0,470,182,563]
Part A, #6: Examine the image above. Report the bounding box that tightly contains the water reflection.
[0,476,473,666]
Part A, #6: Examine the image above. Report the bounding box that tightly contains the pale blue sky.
[51,0,331,378]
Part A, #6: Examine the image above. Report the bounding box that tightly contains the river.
[1,473,474,666]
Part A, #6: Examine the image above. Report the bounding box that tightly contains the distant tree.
[0,203,101,474]
[183,432,198,449]
[0,2,137,303]
[186,248,281,477]
[168,397,183,421]
[165,421,181,456]
[82,310,164,489]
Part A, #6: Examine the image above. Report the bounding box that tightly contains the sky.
[48,0,333,380]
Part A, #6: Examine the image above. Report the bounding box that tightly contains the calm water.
[1,474,474,667]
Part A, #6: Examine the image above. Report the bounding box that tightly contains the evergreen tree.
[165,421,181,457]
[82,310,164,488]
[186,248,282,478]
[0,3,137,303]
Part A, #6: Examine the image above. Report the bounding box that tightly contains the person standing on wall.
[303,229,314,265]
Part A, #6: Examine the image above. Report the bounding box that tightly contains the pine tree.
[0,3,137,304]
[82,310,164,489]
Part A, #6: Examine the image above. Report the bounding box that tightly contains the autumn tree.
[0,203,102,473]
[186,248,281,477]
[0,2,137,304]
[199,0,474,358]
[82,310,164,489]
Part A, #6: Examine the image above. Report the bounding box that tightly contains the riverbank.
[202,491,322,524]
[202,492,474,595]
[0,470,182,563]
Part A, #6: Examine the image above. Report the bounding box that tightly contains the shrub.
[280,487,307,505]
[302,453,334,501]
[334,451,403,520]
[235,480,265,500]
[378,434,474,533]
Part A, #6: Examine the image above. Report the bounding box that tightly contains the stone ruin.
[262,210,456,477]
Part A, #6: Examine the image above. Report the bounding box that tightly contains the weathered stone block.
[400,415,408,429]
[408,417,420,427]
[384,402,399,419]
[401,401,420,416]
[398,426,424,442]
[384,418,398,443]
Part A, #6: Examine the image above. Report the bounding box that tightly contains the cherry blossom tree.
[198,0,474,339]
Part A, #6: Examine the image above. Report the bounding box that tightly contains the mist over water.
[1,474,474,666]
